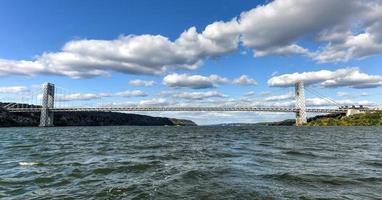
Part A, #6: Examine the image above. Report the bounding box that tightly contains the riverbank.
[307,111,382,126]
[217,111,382,126]
[0,107,196,127]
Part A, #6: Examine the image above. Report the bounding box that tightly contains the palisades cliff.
[0,106,196,127]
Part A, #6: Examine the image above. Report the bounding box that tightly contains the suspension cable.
[305,87,341,107]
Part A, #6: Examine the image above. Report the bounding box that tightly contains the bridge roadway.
[4,106,351,113]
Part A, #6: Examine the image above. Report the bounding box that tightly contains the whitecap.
[19,162,38,166]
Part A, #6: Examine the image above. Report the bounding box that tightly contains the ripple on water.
[283,150,318,158]
[362,160,382,168]
[18,162,40,166]
[0,126,381,199]
[91,161,163,176]
[96,183,152,199]
[263,172,362,187]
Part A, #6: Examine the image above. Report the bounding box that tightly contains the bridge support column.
[39,83,55,127]
[295,81,307,126]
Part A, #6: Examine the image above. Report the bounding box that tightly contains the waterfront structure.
[2,81,368,127]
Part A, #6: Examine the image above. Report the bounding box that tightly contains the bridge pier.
[295,81,307,126]
[39,83,55,127]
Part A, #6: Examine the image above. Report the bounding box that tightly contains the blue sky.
[1,0,382,124]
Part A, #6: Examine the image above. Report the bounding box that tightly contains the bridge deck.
[4,107,350,113]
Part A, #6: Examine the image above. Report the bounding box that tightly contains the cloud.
[129,79,156,87]
[172,91,227,100]
[268,68,382,88]
[271,71,279,77]
[163,73,229,89]
[139,98,171,107]
[56,93,100,101]
[157,90,227,100]
[115,90,147,97]
[100,98,172,107]
[240,0,382,61]
[233,75,257,85]
[243,91,255,97]
[259,91,272,97]
[0,0,381,79]
[264,92,294,102]
[312,3,382,62]
[254,44,310,57]
[0,86,29,94]
[239,0,362,54]
[306,98,376,107]
[56,90,147,101]
[312,32,382,63]
[0,20,240,78]
[336,92,351,97]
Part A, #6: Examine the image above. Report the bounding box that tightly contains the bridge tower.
[39,83,55,127]
[295,81,307,126]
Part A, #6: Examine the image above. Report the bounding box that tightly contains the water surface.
[0,126,381,199]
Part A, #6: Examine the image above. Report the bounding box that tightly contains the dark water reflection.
[0,126,381,199]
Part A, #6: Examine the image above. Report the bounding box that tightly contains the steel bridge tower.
[295,81,307,126]
[39,83,55,127]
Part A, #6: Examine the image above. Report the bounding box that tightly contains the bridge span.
[5,106,349,114]
[1,81,363,127]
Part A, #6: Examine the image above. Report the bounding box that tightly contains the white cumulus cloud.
[0,86,29,94]
[336,92,351,97]
[115,90,147,97]
[268,68,382,88]
[56,90,147,101]
[163,73,229,89]
[172,91,227,100]
[233,75,257,85]
[129,79,156,87]
[0,20,240,78]
[264,92,294,102]
[1,0,382,79]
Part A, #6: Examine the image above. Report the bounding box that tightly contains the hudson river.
[0,126,381,199]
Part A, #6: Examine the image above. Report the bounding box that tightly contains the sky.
[1,0,382,124]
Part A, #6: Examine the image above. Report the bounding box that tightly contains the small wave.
[93,167,115,175]
[98,185,151,199]
[283,150,317,157]
[181,170,212,181]
[91,161,162,175]
[129,162,160,172]
[263,172,306,182]
[263,173,359,186]
[362,160,382,167]
[356,177,382,183]
[18,162,39,166]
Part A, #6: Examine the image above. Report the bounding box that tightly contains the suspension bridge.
[0,82,372,127]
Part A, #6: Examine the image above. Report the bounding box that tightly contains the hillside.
[218,112,382,127]
[307,112,382,126]
[0,107,196,127]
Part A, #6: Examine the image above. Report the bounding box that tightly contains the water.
[0,126,381,199]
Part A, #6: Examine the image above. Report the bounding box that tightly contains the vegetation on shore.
[307,111,382,126]
[222,111,382,126]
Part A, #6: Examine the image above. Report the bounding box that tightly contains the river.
[0,126,381,199]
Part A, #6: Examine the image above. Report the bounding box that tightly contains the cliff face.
[0,108,196,127]
[0,107,40,127]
